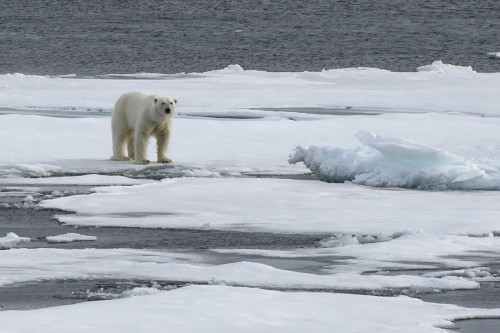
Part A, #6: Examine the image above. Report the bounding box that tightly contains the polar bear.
[110,92,177,164]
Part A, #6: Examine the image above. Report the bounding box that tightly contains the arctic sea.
[1,0,500,75]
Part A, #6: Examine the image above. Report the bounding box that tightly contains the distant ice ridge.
[210,62,477,75]
[416,60,476,73]
[289,131,500,190]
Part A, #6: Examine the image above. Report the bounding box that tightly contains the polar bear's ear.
[174,99,178,104]
[154,98,158,103]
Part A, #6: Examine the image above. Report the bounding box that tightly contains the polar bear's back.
[112,92,150,130]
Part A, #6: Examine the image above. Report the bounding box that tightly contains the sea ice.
[2,65,500,332]
[0,285,499,333]
[0,247,478,291]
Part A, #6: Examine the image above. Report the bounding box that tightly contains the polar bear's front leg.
[156,131,172,164]
[135,130,150,165]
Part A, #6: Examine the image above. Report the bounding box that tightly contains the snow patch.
[289,131,500,190]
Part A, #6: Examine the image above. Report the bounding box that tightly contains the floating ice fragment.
[0,232,30,249]
[121,287,162,298]
[46,233,97,243]
[463,268,491,278]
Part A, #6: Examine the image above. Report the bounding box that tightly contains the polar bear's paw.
[110,155,132,161]
[136,159,151,165]
[158,158,172,164]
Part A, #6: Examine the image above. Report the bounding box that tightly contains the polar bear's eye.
[161,102,165,105]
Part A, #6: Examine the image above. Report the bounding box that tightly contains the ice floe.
[46,233,97,243]
[40,177,500,235]
[0,248,479,291]
[0,285,499,333]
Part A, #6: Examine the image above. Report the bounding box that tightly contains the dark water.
[1,0,500,75]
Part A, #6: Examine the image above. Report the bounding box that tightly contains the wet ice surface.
[1,183,500,315]
[0,279,185,311]
[0,207,325,251]
[1,182,500,331]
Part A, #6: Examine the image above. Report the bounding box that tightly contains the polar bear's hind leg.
[111,130,132,161]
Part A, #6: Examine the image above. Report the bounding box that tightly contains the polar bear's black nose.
[165,108,171,114]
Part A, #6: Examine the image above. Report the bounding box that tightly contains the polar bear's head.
[152,96,177,119]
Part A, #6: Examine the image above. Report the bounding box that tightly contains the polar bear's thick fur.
[110,92,177,164]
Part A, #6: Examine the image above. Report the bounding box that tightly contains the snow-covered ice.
[213,233,500,276]
[0,247,479,291]
[2,63,500,331]
[46,233,97,243]
[40,177,500,235]
[1,285,500,333]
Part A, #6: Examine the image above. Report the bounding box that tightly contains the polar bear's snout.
[157,99,175,115]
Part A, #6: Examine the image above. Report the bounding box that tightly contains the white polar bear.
[110,92,177,165]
